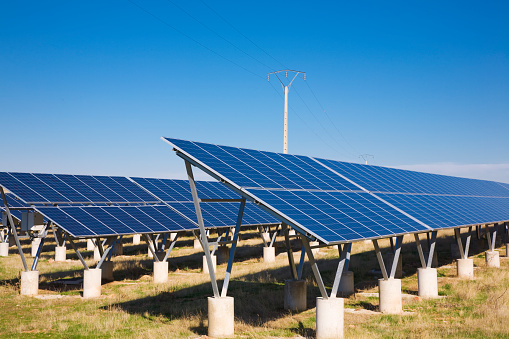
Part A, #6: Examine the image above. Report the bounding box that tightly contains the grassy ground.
[1,228,509,338]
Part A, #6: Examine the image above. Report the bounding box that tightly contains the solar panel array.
[0,171,277,238]
[164,137,509,244]
[0,193,25,221]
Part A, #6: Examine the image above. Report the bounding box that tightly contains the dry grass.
[1,228,509,338]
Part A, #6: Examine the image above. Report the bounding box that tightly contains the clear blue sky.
[1,1,508,182]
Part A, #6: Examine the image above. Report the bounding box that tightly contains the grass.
[0,228,509,338]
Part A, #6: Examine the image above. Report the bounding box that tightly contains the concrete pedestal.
[284,279,307,312]
[457,258,474,279]
[417,267,438,298]
[217,246,230,265]
[55,246,66,261]
[337,271,354,297]
[87,239,95,251]
[485,250,500,268]
[83,268,102,298]
[101,261,114,281]
[20,270,39,296]
[310,241,320,256]
[378,278,402,314]
[203,255,217,274]
[208,296,234,338]
[262,232,271,244]
[316,297,344,339]
[0,242,8,257]
[194,239,202,249]
[153,261,168,283]
[132,234,141,245]
[31,238,41,257]
[94,247,101,262]
[263,246,276,263]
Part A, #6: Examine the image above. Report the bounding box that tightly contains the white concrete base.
[20,270,39,296]
[417,267,438,298]
[87,239,95,251]
[31,238,41,257]
[101,261,114,281]
[262,232,271,244]
[485,250,500,268]
[132,234,141,245]
[194,239,202,249]
[217,246,229,265]
[83,268,102,298]
[309,241,320,256]
[378,278,402,314]
[153,261,168,283]
[316,297,344,339]
[94,247,101,262]
[55,246,66,261]
[203,255,217,274]
[457,258,474,279]
[208,296,234,338]
[337,271,354,297]
[284,279,307,312]
[0,242,8,257]
[263,246,276,263]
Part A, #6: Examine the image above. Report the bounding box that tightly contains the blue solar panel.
[165,138,509,244]
[0,193,26,221]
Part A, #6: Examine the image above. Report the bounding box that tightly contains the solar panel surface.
[164,137,509,244]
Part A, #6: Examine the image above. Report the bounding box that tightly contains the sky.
[1,1,508,183]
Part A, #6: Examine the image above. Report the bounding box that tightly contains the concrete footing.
[309,241,320,256]
[417,267,438,298]
[55,246,66,261]
[31,238,41,257]
[457,258,474,279]
[217,246,229,264]
[284,279,307,312]
[378,278,402,314]
[21,270,39,296]
[0,242,8,257]
[203,255,217,274]
[208,296,234,338]
[153,261,168,283]
[87,239,95,251]
[133,234,141,245]
[101,261,114,281]
[263,246,276,263]
[83,268,102,298]
[194,239,202,249]
[316,297,344,339]
[337,271,354,297]
[485,250,500,268]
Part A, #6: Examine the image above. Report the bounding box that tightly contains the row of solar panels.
[165,138,509,244]
[0,173,278,237]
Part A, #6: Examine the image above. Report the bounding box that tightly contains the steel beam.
[302,237,328,299]
[221,198,245,297]
[0,187,28,271]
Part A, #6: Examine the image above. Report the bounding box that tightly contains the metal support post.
[302,237,328,299]
[186,161,220,297]
[414,233,427,269]
[427,231,437,268]
[163,232,180,262]
[297,243,306,280]
[282,223,298,280]
[488,223,499,251]
[68,238,89,270]
[97,237,116,268]
[0,187,28,271]
[31,237,46,271]
[372,239,388,280]
[454,228,465,259]
[144,234,159,262]
[389,235,403,279]
[221,198,245,297]
[269,224,280,247]
[331,243,352,298]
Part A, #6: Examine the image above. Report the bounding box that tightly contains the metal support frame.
[221,198,245,297]
[414,231,437,268]
[186,161,220,297]
[454,227,472,259]
[144,234,159,262]
[97,237,117,269]
[1,187,28,271]
[68,237,89,270]
[486,223,499,252]
[302,236,328,299]
[163,232,180,262]
[31,236,46,271]
[372,236,403,280]
[296,243,306,280]
[330,242,352,298]
[282,223,298,280]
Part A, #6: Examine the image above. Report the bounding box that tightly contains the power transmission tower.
[268,70,306,154]
[359,154,374,165]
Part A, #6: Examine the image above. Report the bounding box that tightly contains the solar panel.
[36,205,198,238]
[1,192,26,221]
[164,137,509,244]
[0,172,159,204]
